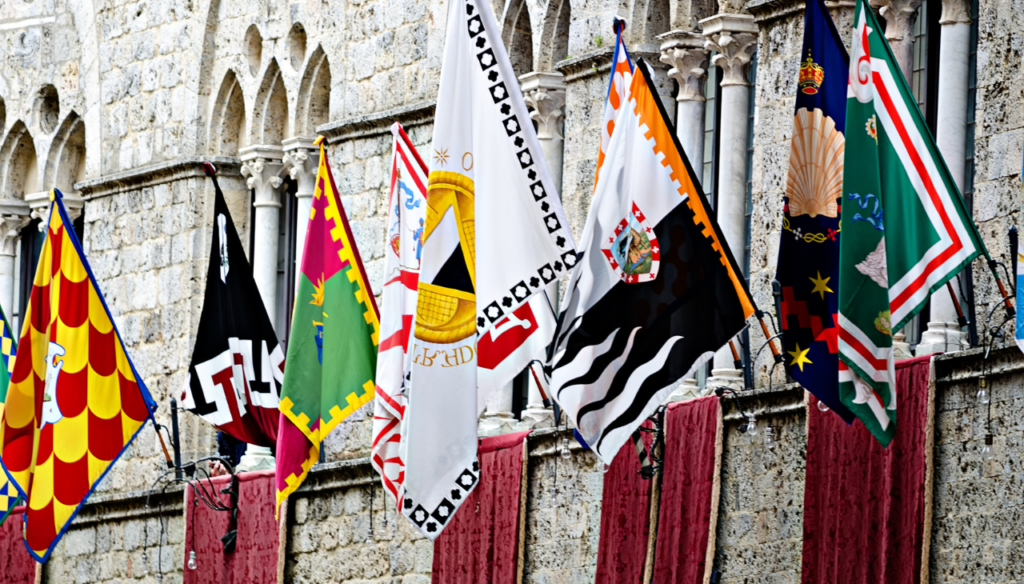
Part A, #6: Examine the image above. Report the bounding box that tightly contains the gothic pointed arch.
[209,70,247,156]
[0,122,39,198]
[43,112,86,193]
[296,46,331,136]
[628,0,671,46]
[502,0,535,78]
[252,60,289,145]
[537,0,571,70]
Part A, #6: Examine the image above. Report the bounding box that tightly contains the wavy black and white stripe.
[547,191,749,464]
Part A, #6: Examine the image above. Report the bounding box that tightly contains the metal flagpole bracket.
[636,405,666,479]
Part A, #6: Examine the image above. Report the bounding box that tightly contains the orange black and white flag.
[0,189,157,561]
[547,61,757,464]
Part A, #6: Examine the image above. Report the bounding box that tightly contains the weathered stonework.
[1,0,1024,579]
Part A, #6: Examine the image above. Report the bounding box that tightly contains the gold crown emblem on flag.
[799,56,825,95]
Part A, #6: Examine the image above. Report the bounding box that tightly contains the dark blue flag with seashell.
[775,0,854,421]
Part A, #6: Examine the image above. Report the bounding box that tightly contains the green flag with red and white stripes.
[838,0,987,445]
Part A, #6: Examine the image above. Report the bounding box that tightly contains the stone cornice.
[316,101,436,144]
[745,0,855,22]
[555,48,666,83]
[76,156,242,199]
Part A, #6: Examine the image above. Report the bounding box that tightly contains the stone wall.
[33,348,1024,584]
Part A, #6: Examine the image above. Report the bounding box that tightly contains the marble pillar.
[918,0,973,356]
[238,145,286,472]
[702,13,758,391]
[659,30,708,171]
[283,137,320,289]
[0,205,30,322]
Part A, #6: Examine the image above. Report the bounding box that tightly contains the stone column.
[0,204,30,320]
[283,137,320,289]
[659,30,708,170]
[517,71,565,428]
[238,145,285,472]
[239,145,286,328]
[872,0,923,80]
[918,0,973,356]
[520,72,567,193]
[702,13,758,391]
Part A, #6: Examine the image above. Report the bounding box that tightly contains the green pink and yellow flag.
[276,138,380,510]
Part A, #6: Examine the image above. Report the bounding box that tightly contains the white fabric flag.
[371,123,428,509]
[400,0,577,540]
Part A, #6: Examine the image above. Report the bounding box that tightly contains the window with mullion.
[903,0,941,348]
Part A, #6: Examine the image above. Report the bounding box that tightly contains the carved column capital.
[939,0,972,24]
[282,136,320,199]
[871,0,923,41]
[25,191,82,232]
[659,30,709,102]
[0,204,31,256]
[239,145,286,208]
[519,71,567,141]
[701,13,759,87]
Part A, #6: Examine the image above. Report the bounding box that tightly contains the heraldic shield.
[602,201,661,283]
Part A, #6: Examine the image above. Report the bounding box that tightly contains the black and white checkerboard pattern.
[465,0,579,334]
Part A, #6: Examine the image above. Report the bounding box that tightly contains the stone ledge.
[745,0,854,22]
[70,484,185,528]
[76,156,242,200]
[316,101,436,144]
[555,48,665,83]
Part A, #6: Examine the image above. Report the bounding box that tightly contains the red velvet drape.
[0,509,34,584]
[184,470,279,584]
[653,395,721,584]
[432,430,531,584]
[595,421,655,584]
[802,355,933,584]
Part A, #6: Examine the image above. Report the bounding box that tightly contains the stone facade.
[1,0,1024,580]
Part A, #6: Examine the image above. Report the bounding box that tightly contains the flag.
[372,123,428,508]
[0,304,21,526]
[595,18,634,187]
[180,164,284,446]
[775,0,854,422]
[839,0,986,445]
[0,189,157,561]
[400,0,577,540]
[275,139,381,512]
[546,60,757,465]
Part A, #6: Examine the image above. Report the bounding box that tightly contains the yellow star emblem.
[809,271,833,300]
[788,343,813,372]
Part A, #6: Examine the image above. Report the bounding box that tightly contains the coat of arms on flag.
[400,0,576,540]
[547,60,756,464]
[601,202,660,283]
[276,138,380,512]
[0,189,157,561]
[180,164,284,447]
[372,123,428,508]
[838,0,988,445]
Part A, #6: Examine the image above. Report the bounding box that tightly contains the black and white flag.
[180,163,284,446]
[547,62,757,464]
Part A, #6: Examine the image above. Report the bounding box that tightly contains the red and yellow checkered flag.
[0,189,156,562]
